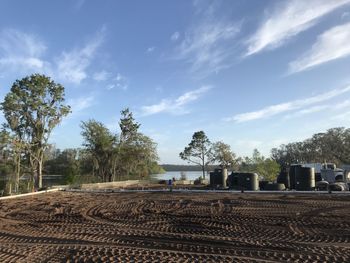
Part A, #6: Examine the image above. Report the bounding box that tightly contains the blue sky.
[1,0,350,164]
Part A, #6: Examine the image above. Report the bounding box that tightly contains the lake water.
[152,171,209,181]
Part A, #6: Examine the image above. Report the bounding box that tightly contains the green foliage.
[81,120,117,182]
[179,131,212,179]
[44,149,80,175]
[240,149,280,182]
[0,163,12,177]
[1,74,70,189]
[148,161,166,174]
[210,141,238,169]
[45,148,80,185]
[0,159,14,194]
[117,132,159,179]
[80,108,160,182]
[63,166,78,184]
[271,127,350,167]
[0,180,6,193]
[256,158,280,182]
[0,162,11,193]
[119,108,140,142]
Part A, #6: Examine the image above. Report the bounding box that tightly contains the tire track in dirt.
[0,191,349,262]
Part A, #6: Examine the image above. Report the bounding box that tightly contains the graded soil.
[0,191,349,262]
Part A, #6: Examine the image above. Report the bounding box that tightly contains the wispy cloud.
[93,70,110,81]
[106,73,128,91]
[74,0,86,10]
[288,22,350,74]
[225,85,350,122]
[56,27,105,84]
[0,29,47,73]
[59,94,95,125]
[245,0,350,56]
[172,2,241,77]
[283,105,329,119]
[146,46,155,53]
[176,21,240,76]
[106,84,115,90]
[284,99,350,119]
[342,11,350,19]
[68,95,95,114]
[171,31,180,41]
[141,85,212,116]
[0,27,106,85]
[334,109,350,121]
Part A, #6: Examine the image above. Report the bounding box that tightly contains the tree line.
[0,74,162,194]
[179,131,280,182]
[271,127,350,168]
[180,128,350,182]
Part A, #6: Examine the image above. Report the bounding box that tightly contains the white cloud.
[289,22,350,73]
[283,105,329,119]
[176,20,240,76]
[117,83,128,91]
[142,99,170,116]
[115,73,128,90]
[105,73,128,91]
[106,84,115,90]
[141,85,212,116]
[342,11,350,19]
[68,95,95,113]
[284,99,350,119]
[175,86,211,106]
[0,29,47,73]
[171,31,180,41]
[225,85,350,122]
[59,95,95,126]
[93,70,110,81]
[334,109,350,121]
[245,0,350,56]
[172,2,241,77]
[115,73,123,81]
[0,27,106,85]
[334,99,350,109]
[146,46,155,53]
[0,29,46,56]
[55,28,105,84]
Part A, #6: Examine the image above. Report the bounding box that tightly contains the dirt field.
[0,191,349,262]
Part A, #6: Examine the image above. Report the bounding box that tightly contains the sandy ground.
[0,191,349,262]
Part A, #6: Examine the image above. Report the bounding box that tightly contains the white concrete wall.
[80,180,140,189]
[0,189,59,200]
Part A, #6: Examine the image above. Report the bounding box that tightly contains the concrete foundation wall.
[175,180,194,185]
[80,180,140,190]
[0,189,59,200]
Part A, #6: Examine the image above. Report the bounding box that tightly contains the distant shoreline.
[161,164,218,172]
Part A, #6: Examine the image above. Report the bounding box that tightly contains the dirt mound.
[0,192,349,262]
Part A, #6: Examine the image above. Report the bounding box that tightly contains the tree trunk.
[6,180,12,195]
[202,157,205,179]
[29,155,36,192]
[15,154,20,193]
[38,159,43,189]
